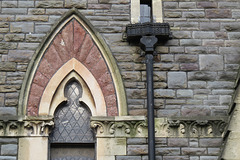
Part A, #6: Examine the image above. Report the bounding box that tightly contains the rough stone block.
[180,39,201,46]
[188,72,217,81]
[181,105,211,116]
[28,8,45,15]
[164,12,182,18]
[156,148,180,155]
[199,138,222,147]
[199,55,223,71]
[64,0,87,8]
[200,156,218,160]
[183,12,205,18]
[188,81,206,89]
[197,2,217,8]
[154,89,175,98]
[174,22,198,29]
[18,1,34,8]
[222,23,240,32]
[0,62,16,71]
[0,138,18,144]
[172,31,191,39]
[179,2,196,9]
[206,9,232,18]
[116,156,142,160]
[10,22,34,33]
[168,138,188,147]
[219,2,240,9]
[127,145,148,155]
[163,2,178,9]
[157,109,180,117]
[200,22,220,31]
[4,34,25,42]
[36,1,64,8]
[1,144,18,156]
[2,8,27,14]
[16,15,49,22]
[2,1,17,8]
[177,90,193,98]
[127,138,146,145]
[168,72,187,88]
[207,81,234,89]
[193,31,215,39]
[175,55,198,63]
[0,156,16,160]
[0,107,17,116]
[26,34,45,42]
[182,148,207,155]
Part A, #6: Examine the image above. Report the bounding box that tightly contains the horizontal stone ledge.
[0,116,227,138]
[91,116,228,138]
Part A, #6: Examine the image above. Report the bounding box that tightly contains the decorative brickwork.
[27,18,117,116]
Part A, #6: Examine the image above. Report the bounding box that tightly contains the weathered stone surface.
[175,55,198,63]
[156,148,180,155]
[183,12,205,18]
[179,2,196,9]
[0,107,16,116]
[28,8,45,15]
[127,145,148,155]
[0,62,16,71]
[199,55,223,71]
[26,34,45,42]
[1,144,18,156]
[10,22,34,33]
[197,2,217,8]
[177,90,193,98]
[116,156,141,160]
[200,22,220,31]
[188,72,217,81]
[65,0,87,8]
[163,2,178,9]
[181,105,211,116]
[206,9,232,18]
[127,138,146,145]
[0,156,16,160]
[168,72,187,88]
[36,1,64,8]
[172,31,191,39]
[2,1,17,8]
[193,31,215,39]
[199,138,222,147]
[155,89,175,99]
[180,39,201,46]
[0,138,17,144]
[182,148,207,155]
[16,15,49,22]
[2,8,27,14]
[4,34,25,42]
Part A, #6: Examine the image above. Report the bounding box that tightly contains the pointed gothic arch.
[18,9,127,117]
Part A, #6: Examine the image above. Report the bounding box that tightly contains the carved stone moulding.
[91,116,228,138]
[0,116,54,137]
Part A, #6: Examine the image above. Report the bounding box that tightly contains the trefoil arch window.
[49,80,95,160]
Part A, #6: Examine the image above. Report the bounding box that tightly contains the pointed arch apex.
[19,9,127,116]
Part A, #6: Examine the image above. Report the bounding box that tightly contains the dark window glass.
[49,80,95,160]
[140,0,152,23]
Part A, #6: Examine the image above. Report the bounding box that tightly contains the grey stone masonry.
[0,139,18,160]
[0,0,239,159]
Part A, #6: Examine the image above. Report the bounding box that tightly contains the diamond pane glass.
[49,81,95,143]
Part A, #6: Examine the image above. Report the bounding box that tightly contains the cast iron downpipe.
[126,23,171,160]
[140,36,158,160]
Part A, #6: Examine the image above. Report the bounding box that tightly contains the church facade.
[0,0,239,159]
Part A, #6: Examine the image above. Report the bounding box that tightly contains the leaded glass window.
[49,80,95,160]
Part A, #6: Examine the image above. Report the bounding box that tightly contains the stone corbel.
[0,116,54,137]
[91,116,228,138]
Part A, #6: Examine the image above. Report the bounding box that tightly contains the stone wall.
[0,0,239,160]
[0,138,18,160]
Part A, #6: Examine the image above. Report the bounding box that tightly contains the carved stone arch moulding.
[18,9,127,117]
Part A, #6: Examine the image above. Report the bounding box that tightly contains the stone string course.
[0,0,239,159]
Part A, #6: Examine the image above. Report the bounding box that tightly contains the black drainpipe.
[126,23,171,160]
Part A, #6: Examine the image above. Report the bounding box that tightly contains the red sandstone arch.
[27,18,118,116]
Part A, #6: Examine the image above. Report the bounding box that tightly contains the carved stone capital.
[91,116,228,138]
[0,116,54,137]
